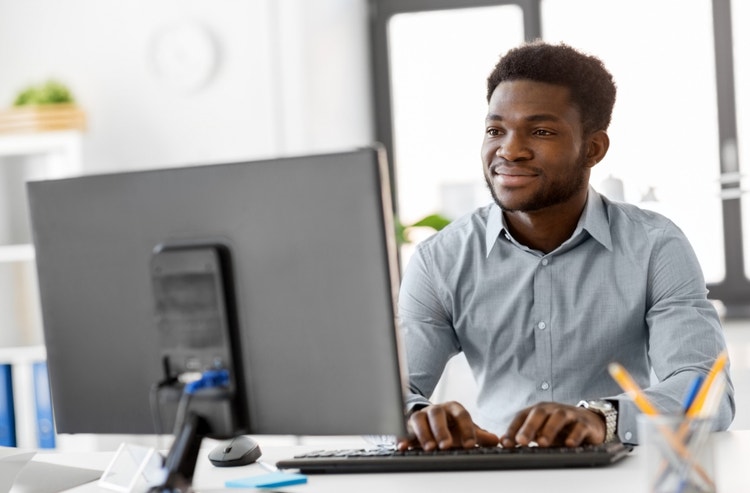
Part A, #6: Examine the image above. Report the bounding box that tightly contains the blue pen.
[682,375,704,414]
[668,375,706,493]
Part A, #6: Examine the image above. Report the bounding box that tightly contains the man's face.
[481,79,592,213]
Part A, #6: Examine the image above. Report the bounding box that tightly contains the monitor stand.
[148,242,247,492]
[150,411,210,493]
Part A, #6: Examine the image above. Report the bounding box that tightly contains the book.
[0,364,16,447]
[32,362,55,449]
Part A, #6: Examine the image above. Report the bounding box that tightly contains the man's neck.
[502,194,588,254]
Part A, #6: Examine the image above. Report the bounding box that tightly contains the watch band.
[577,399,617,443]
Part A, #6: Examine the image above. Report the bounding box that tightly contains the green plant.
[395,213,451,245]
[13,79,75,106]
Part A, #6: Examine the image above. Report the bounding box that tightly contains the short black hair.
[486,41,617,135]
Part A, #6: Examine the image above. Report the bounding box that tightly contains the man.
[396,41,735,452]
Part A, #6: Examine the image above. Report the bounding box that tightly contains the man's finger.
[535,407,571,447]
[426,405,454,449]
[561,421,591,447]
[396,435,418,451]
[500,408,531,447]
[514,405,551,446]
[475,427,501,447]
[442,401,478,448]
[409,407,438,451]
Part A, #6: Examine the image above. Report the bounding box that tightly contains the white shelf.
[0,244,34,262]
[0,130,82,159]
[0,344,45,365]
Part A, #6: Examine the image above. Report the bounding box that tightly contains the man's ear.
[585,130,610,168]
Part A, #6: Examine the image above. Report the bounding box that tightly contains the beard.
[484,149,589,213]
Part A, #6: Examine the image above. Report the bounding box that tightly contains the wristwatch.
[577,399,617,443]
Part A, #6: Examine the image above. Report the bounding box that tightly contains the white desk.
[25,430,750,493]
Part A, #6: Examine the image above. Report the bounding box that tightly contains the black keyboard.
[275,442,633,474]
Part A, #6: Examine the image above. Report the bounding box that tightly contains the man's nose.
[495,133,532,161]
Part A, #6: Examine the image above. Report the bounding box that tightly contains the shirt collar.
[485,187,613,257]
[485,204,504,257]
[579,187,613,251]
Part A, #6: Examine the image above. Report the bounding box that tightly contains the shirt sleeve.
[398,243,462,413]
[612,220,736,443]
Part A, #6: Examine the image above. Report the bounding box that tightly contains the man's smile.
[489,163,539,187]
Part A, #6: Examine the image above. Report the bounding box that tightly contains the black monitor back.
[27,146,407,437]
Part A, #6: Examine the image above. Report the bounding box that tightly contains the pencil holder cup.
[637,414,716,493]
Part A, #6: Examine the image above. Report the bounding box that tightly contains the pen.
[686,350,728,418]
[681,375,704,414]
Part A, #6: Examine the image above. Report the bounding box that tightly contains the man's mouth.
[489,163,538,186]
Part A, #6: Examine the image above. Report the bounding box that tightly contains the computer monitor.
[27,146,407,456]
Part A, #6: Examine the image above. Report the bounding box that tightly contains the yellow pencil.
[607,362,660,415]
[686,350,728,418]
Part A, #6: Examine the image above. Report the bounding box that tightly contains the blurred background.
[0,0,747,450]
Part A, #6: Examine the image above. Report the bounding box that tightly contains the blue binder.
[0,364,16,447]
[32,361,55,449]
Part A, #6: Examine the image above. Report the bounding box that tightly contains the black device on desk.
[276,442,633,474]
[27,146,407,490]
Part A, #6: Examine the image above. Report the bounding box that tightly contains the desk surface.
[28,430,750,493]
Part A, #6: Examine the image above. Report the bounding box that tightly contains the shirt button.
[541,258,549,266]
[624,431,632,441]
[540,381,550,390]
[537,321,546,330]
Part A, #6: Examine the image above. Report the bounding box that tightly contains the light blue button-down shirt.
[399,188,734,443]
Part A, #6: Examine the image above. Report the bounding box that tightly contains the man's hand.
[397,401,500,451]
[500,402,606,448]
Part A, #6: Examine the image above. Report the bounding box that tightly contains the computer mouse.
[208,436,262,467]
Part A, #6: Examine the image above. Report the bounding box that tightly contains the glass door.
[385,4,526,263]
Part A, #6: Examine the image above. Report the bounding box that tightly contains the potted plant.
[395,213,451,245]
[0,79,86,134]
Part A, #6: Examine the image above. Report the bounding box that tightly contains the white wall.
[0,0,374,173]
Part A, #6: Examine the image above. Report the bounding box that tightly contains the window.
[543,0,724,283]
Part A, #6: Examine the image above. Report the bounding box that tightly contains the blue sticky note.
[225,472,308,489]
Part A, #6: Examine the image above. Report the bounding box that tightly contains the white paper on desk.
[0,446,36,493]
[11,461,102,493]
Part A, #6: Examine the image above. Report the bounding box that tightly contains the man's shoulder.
[414,205,492,254]
[600,195,676,233]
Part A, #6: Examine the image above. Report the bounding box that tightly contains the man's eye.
[534,129,554,136]
[486,128,500,136]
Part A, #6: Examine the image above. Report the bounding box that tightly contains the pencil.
[607,362,660,415]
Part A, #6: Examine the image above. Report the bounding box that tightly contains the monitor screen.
[27,146,407,438]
